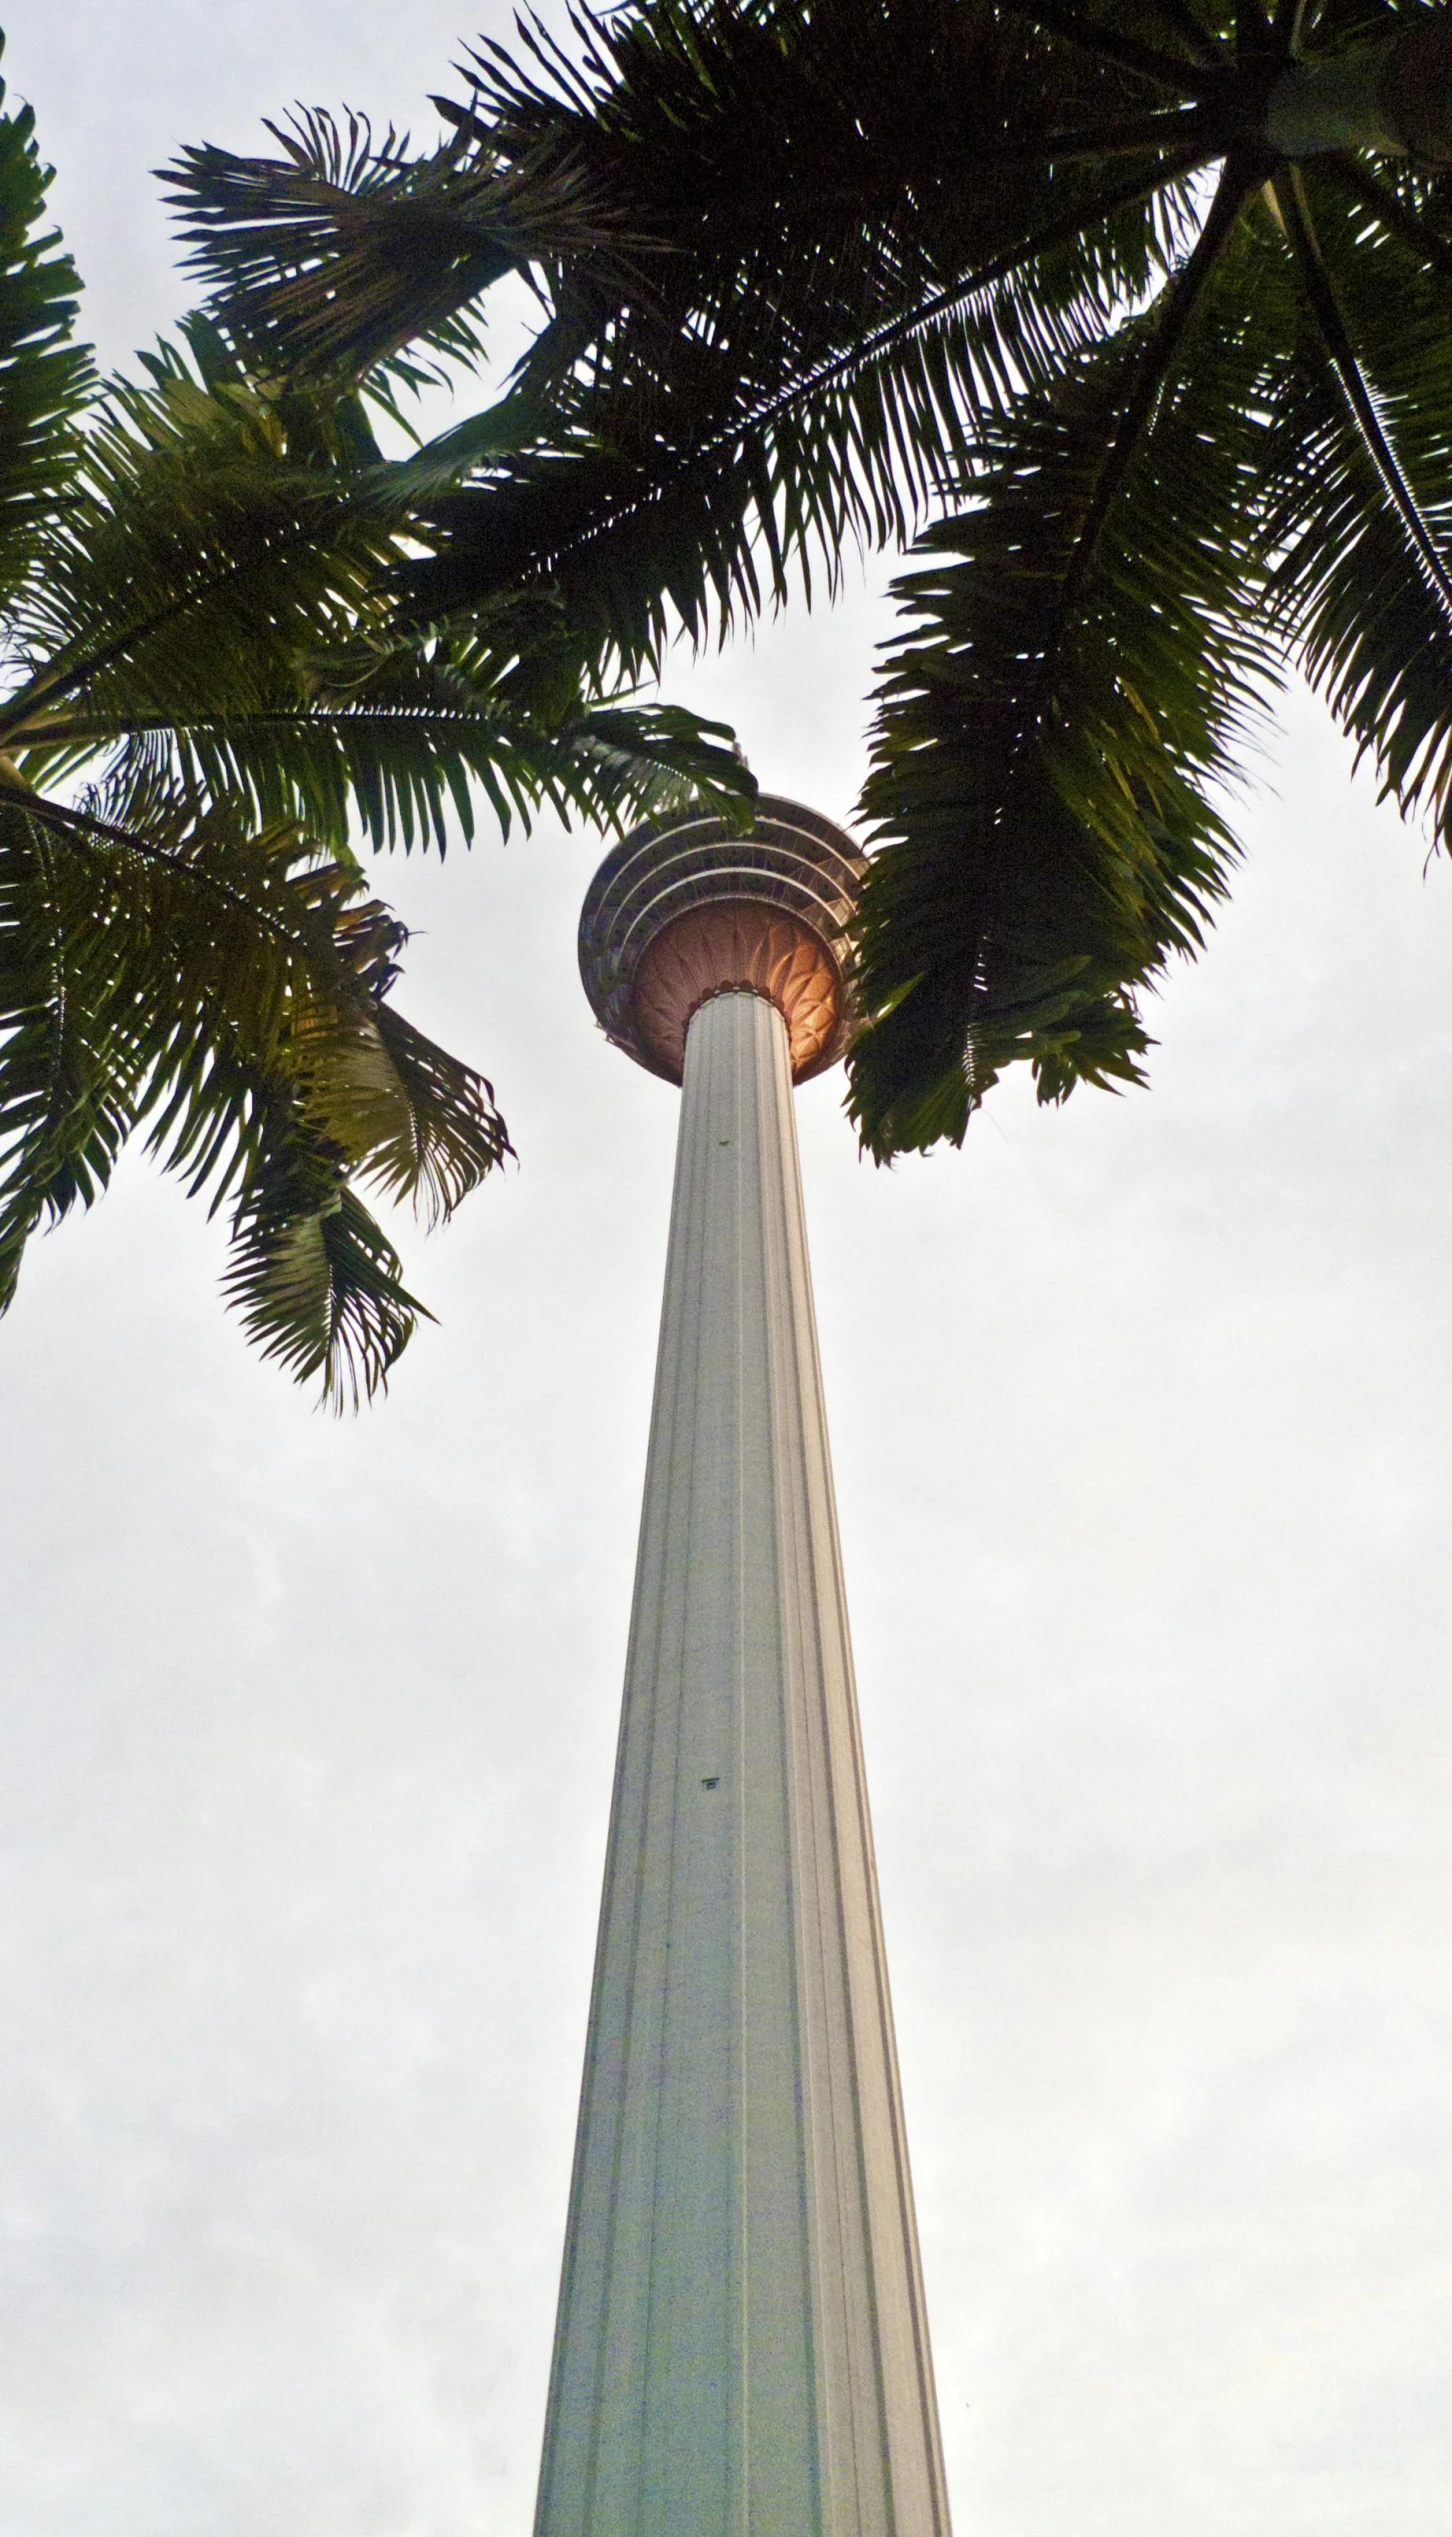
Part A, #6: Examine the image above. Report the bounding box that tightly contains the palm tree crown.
[166,0,1452,1155]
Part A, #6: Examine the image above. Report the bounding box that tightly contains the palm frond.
[1263,162,1452,842]
[0,783,510,1395]
[162,104,645,386]
[17,623,753,853]
[989,0,1221,90]
[401,164,1210,667]
[1323,152,1452,282]
[0,44,92,609]
[221,1121,427,1410]
[0,801,140,1306]
[0,356,399,741]
[851,197,1289,1156]
[0,327,755,850]
[1278,167,1452,618]
[360,1003,511,1222]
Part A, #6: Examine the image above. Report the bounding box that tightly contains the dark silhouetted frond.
[1260,162,1452,843]
[391,0,1216,656]
[852,192,1290,1154]
[0,45,91,609]
[162,104,646,387]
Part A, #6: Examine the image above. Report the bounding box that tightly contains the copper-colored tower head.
[578,797,864,1086]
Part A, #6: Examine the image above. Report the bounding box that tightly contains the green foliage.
[0,786,510,1405]
[167,0,1452,1155]
[0,64,753,1399]
[855,197,1288,1153]
[0,38,90,608]
[167,0,1208,670]
[165,103,644,390]
[1261,161,1452,837]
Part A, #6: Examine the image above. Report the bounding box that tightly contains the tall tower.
[536,799,950,2537]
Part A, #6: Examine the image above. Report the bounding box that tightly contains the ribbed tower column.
[543,802,950,2537]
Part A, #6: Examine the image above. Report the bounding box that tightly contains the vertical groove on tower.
[535,989,950,2537]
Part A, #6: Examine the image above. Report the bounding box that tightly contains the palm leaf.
[396,0,1215,657]
[1261,161,1452,841]
[0,360,400,743]
[0,801,141,1306]
[17,629,753,854]
[221,1120,427,1411]
[991,0,1232,88]
[3,334,755,846]
[0,43,92,609]
[399,166,1209,667]
[0,783,510,1396]
[852,183,1287,1155]
[162,103,647,386]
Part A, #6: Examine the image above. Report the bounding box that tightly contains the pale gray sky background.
[2,8,1450,2533]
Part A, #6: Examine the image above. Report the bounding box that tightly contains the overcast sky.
[2,8,1450,2534]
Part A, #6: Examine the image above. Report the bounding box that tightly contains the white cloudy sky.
[2,7,1450,2533]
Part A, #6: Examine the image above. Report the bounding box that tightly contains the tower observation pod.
[537,799,951,2537]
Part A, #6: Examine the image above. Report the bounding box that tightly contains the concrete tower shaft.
[539,804,949,2537]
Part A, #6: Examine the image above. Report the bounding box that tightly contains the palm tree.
[0,45,750,1402]
[166,0,1452,1155]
